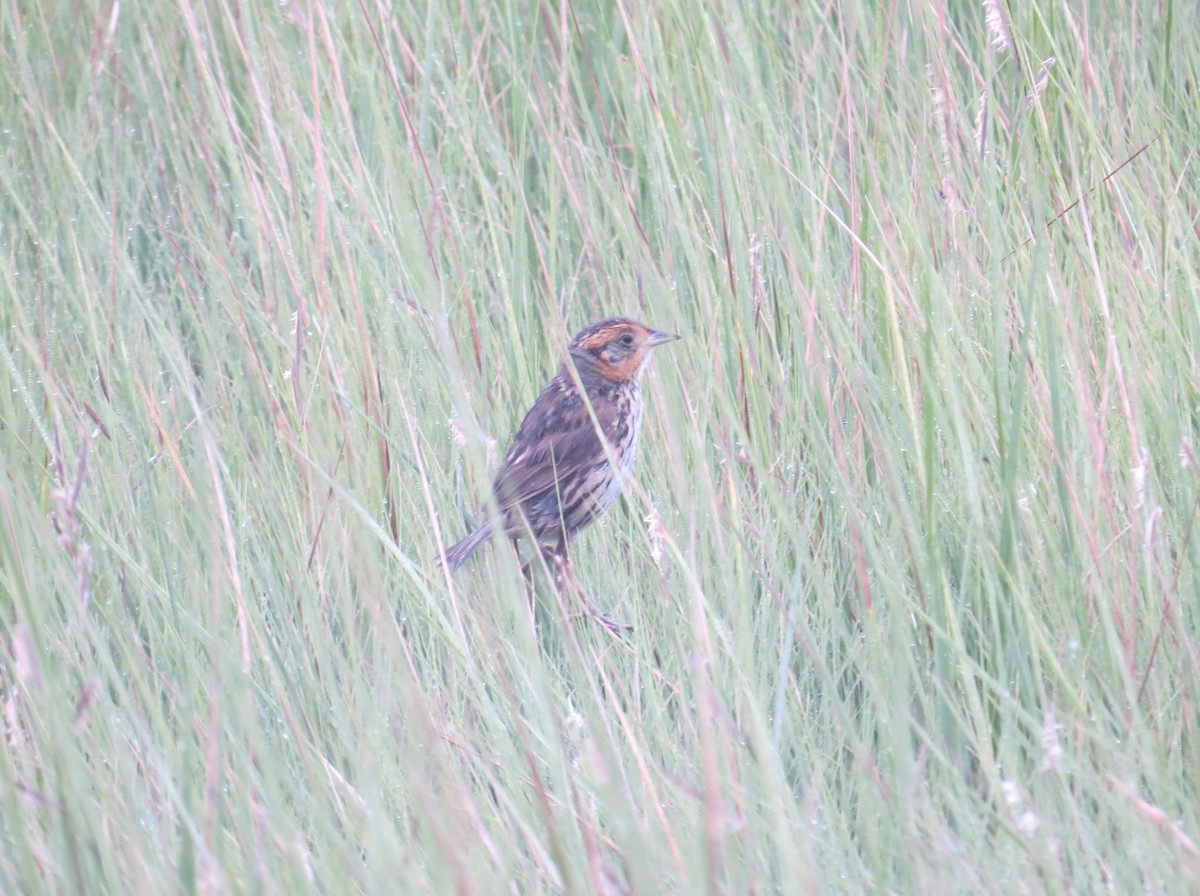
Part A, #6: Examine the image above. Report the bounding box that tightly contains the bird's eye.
[620,333,634,347]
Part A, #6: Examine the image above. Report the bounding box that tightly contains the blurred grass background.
[2,0,1198,892]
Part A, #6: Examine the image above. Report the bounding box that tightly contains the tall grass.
[2,0,1197,892]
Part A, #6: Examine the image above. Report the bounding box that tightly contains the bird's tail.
[440,522,494,571]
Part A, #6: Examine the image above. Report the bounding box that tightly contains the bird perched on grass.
[441,316,679,628]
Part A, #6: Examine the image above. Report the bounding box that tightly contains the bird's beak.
[648,329,681,346]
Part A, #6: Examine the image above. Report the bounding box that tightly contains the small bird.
[442,317,679,622]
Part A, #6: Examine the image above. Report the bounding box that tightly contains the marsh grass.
[2,0,1198,892]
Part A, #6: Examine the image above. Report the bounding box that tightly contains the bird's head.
[568,317,680,383]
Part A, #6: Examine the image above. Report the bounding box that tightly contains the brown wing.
[492,369,619,510]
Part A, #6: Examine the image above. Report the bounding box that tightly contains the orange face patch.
[595,347,650,381]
